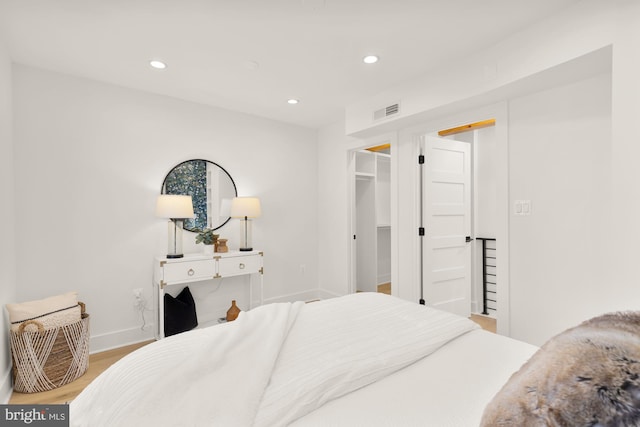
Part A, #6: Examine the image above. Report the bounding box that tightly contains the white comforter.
[70,293,478,427]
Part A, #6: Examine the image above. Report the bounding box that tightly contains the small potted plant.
[195,228,219,255]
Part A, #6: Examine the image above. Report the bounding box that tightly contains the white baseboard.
[0,365,12,404]
[471,300,479,314]
[316,289,343,300]
[263,290,321,304]
[263,288,343,305]
[90,325,155,354]
[377,276,391,285]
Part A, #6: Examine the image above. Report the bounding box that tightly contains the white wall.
[610,0,640,316]
[474,126,498,238]
[12,65,318,351]
[319,0,640,346]
[316,122,358,297]
[509,73,612,345]
[0,26,16,404]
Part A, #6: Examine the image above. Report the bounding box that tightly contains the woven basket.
[10,303,90,393]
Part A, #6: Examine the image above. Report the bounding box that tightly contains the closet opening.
[351,143,391,296]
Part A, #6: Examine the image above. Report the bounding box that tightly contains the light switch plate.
[515,200,531,216]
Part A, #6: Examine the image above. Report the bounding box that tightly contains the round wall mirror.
[161,159,237,232]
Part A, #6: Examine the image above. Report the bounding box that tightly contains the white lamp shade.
[155,195,195,219]
[230,197,261,218]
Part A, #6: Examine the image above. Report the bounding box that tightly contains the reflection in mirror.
[161,159,237,232]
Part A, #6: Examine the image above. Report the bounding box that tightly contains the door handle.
[466,236,473,243]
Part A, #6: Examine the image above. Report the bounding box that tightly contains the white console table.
[153,250,264,339]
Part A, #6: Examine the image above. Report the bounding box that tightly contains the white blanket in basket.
[70,293,477,427]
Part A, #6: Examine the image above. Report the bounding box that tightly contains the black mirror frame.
[160,159,238,232]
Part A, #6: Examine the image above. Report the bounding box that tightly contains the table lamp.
[156,195,195,258]
[230,197,261,251]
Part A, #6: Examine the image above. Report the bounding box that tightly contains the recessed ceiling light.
[363,55,379,64]
[149,60,167,70]
[287,99,299,105]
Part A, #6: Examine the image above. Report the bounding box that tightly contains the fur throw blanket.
[481,312,640,427]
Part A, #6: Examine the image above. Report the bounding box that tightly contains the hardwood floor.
[9,340,152,405]
[470,314,496,333]
[376,282,391,294]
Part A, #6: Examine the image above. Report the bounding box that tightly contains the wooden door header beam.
[366,143,391,152]
[438,119,496,137]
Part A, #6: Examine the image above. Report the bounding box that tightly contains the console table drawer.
[217,255,262,278]
[162,260,216,283]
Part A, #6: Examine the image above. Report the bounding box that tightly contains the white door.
[421,136,471,317]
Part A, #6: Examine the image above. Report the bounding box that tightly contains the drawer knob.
[239,263,245,269]
[188,268,195,276]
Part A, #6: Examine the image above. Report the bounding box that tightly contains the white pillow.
[6,291,81,332]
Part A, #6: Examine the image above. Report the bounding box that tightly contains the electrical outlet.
[132,288,150,331]
[133,288,144,308]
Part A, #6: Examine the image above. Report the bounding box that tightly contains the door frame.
[397,101,510,336]
[347,133,398,296]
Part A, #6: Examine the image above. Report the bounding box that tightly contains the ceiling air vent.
[373,103,400,121]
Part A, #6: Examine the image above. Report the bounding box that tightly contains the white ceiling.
[0,0,582,129]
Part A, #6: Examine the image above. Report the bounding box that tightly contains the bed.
[70,292,538,426]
